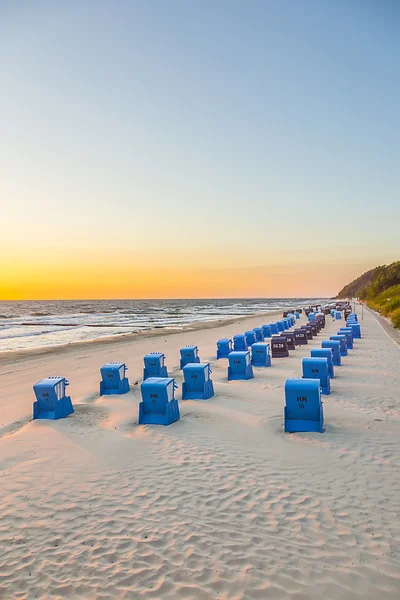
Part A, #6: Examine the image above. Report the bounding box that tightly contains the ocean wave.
[0,298,329,353]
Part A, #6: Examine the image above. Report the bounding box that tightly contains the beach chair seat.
[138,377,180,425]
[284,378,324,433]
[33,377,74,420]
[302,357,330,395]
[276,320,285,332]
[228,351,254,380]
[217,338,233,359]
[180,346,200,369]
[251,342,272,367]
[143,353,168,380]
[182,363,214,400]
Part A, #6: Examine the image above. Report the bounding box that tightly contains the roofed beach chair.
[228,351,254,380]
[271,336,289,358]
[138,378,180,425]
[330,335,348,357]
[251,342,272,367]
[311,348,334,378]
[253,327,264,342]
[33,377,74,420]
[245,330,257,347]
[294,329,308,345]
[180,346,200,369]
[100,362,130,395]
[143,353,168,380]
[182,363,214,400]
[270,322,279,335]
[217,338,233,359]
[284,378,324,433]
[233,334,247,351]
[321,340,341,366]
[262,324,272,338]
[302,357,330,395]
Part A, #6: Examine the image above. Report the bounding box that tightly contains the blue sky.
[1,0,399,298]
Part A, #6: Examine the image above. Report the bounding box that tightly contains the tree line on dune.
[336,261,400,329]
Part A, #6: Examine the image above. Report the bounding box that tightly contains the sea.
[0,298,329,353]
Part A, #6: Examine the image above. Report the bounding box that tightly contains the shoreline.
[0,309,282,364]
[0,309,287,428]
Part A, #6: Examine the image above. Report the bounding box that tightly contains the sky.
[1,0,399,300]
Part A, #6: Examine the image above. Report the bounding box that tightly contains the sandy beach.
[0,308,399,599]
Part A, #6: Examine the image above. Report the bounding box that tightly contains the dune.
[0,308,399,599]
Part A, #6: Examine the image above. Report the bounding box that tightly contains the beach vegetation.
[337,261,400,329]
[391,308,400,329]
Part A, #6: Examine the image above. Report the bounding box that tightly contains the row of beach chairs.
[31,310,361,432]
[285,311,361,432]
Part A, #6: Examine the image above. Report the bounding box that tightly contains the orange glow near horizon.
[0,250,379,300]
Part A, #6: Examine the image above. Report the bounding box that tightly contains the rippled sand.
[0,309,399,599]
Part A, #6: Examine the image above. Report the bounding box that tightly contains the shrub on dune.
[390,307,400,329]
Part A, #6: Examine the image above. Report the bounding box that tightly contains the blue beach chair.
[138,378,180,425]
[182,363,214,400]
[253,327,264,342]
[217,338,233,359]
[302,357,330,395]
[321,340,341,366]
[338,328,353,349]
[100,362,130,395]
[262,325,272,338]
[284,378,324,433]
[251,342,272,367]
[311,348,334,378]
[180,346,200,369]
[33,377,74,420]
[233,334,247,351]
[143,353,168,380]
[330,335,348,357]
[245,330,257,347]
[228,351,254,380]
[270,322,279,335]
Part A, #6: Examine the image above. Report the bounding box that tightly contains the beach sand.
[0,309,399,599]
